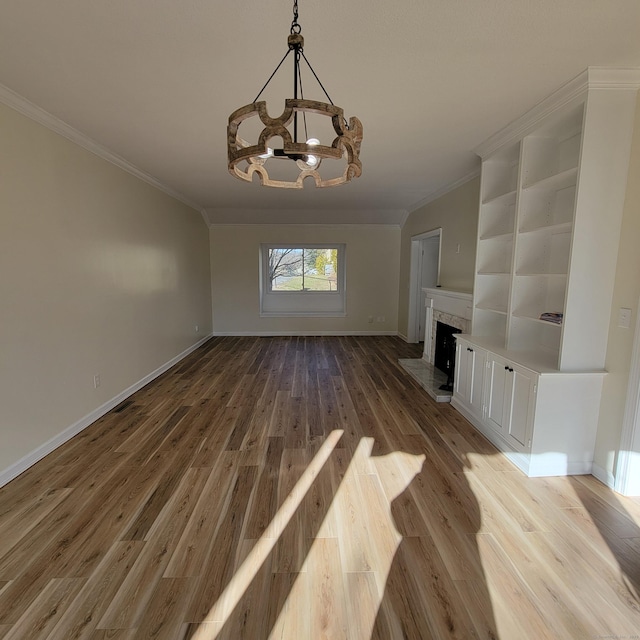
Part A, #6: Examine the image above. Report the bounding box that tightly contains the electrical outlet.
[368,316,374,324]
[618,308,632,329]
[93,374,100,389]
[195,324,199,333]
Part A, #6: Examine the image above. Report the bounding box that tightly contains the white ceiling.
[1,1,639,225]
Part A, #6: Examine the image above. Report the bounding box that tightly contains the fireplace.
[399,288,472,403]
[422,288,472,367]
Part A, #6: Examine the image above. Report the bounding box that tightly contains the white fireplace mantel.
[422,288,473,363]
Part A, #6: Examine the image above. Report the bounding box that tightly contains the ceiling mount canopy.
[227,0,363,189]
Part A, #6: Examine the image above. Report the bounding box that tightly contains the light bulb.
[305,138,319,167]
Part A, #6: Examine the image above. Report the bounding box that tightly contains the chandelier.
[227,0,363,189]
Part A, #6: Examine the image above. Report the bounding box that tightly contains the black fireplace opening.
[434,321,461,390]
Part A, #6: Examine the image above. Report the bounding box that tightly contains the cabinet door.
[454,341,487,419]
[454,340,470,400]
[454,339,473,405]
[505,363,536,450]
[468,347,487,417]
[486,354,509,433]
[486,355,536,450]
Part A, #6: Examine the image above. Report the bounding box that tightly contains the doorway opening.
[407,229,441,343]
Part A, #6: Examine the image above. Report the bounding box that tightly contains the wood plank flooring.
[0,335,639,639]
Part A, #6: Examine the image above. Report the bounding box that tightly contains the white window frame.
[259,243,346,317]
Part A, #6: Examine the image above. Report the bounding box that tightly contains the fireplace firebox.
[434,321,461,390]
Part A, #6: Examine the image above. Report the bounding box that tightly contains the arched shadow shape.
[369,430,499,639]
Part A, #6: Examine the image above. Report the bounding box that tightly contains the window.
[268,247,339,292]
[260,244,346,316]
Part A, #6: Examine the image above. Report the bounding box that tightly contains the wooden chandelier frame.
[227,3,362,189]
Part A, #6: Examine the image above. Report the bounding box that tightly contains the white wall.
[210,224,400,334]
[0,103,212,478]
[594,97,640,484]
[397,177,480,339]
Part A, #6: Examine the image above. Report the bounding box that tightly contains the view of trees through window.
[268,247,338,291]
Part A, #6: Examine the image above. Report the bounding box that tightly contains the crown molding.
[204,208,408,227]
[475,67,640,159]
[587,66,640,89]
[397,209,411,227]
[0,83,208,225]
[406,168,481,217]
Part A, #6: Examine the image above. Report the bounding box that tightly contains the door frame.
[407,229,441,343]
[615,296,640,496]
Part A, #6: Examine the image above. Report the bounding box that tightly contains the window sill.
[259,311,347,318]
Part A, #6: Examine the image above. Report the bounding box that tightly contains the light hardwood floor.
[0,336,639,639]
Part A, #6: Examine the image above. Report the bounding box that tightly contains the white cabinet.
[451,336,605,477]
[484,354,536,452]
[455,342,536,456]
[454,338,486,419]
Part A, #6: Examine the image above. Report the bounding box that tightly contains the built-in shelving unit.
[471,76,639,371]
[453,68,640,477]
[474,106,582,367]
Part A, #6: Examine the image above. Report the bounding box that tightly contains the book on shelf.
[539,312,563,325]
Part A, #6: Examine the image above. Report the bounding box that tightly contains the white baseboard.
[0,335,212,488]
[450,398,528,475]
[211,331,399,337]
[397,332,410,343]
[527,459,593,478]
[591,462,615,489]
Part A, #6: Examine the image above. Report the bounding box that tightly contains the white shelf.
[481,141,521,204]
[480,231,513,241]
[514,272,567,278]
[521,112,582,187]
[475,303,508,315]
[518,221,572,237]
[519,184,576,230]
[522,166,578,192]
[471,309,508,341]
[479,196,516,238]
[481,188,517,207]
[512,313,563,327]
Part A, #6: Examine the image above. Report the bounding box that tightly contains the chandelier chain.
[291,0,301,34]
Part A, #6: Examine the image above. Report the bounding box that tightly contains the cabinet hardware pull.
[504,365,509,370]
